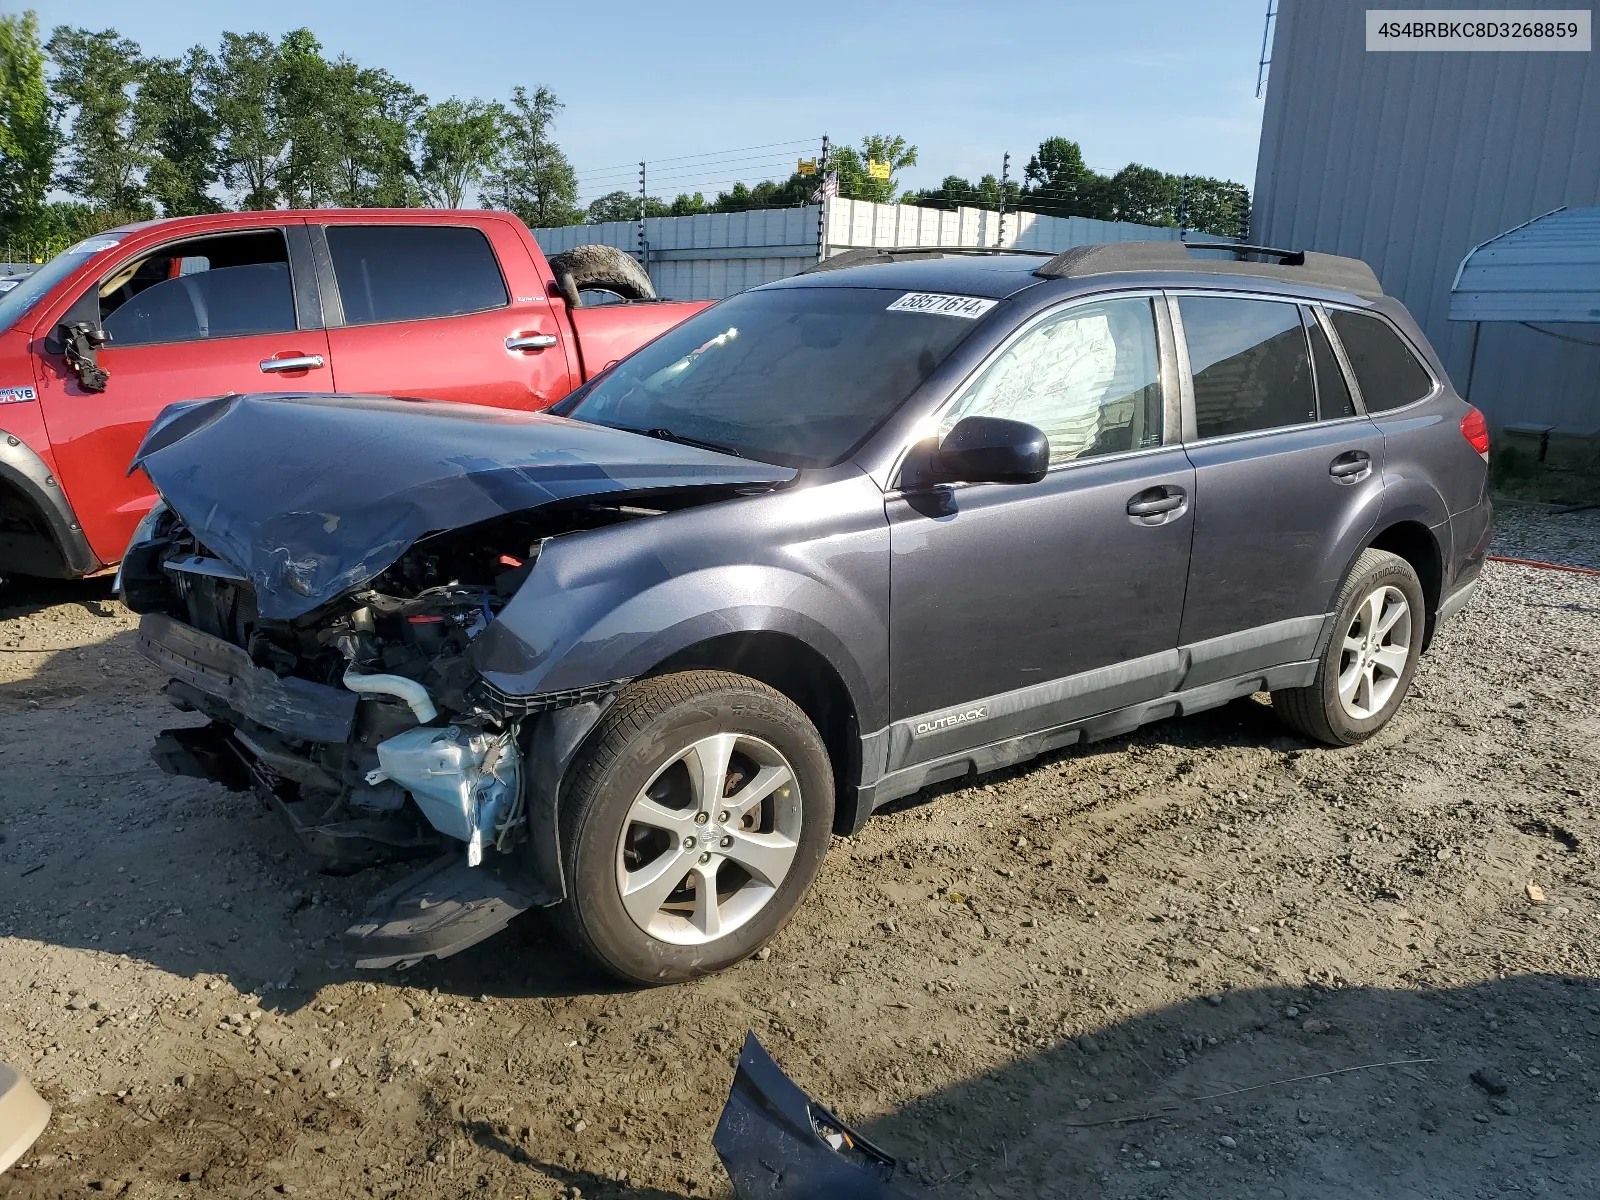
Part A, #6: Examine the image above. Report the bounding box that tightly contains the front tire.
[553,671,834,984]
[1272,549,1426,746]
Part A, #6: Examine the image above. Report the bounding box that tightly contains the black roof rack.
[1032,240,1383,298]
[799,245,1051,274]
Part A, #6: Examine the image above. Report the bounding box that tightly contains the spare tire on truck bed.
[547,244,656,308]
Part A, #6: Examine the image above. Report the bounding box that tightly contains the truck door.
[313,221,575,410]
[33,223,332,565]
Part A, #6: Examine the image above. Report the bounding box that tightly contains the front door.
[35,224,331,564]
[1173,293,1385,684]
[887,294,1194,766]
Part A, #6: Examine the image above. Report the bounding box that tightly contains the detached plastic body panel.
[714,1033,929,1199]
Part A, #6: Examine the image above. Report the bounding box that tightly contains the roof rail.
[1032,240,1382,298]
[799,245,1051,274]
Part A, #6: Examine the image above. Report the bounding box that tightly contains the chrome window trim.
[1309,304,1367,416]
[887,288,1174,491]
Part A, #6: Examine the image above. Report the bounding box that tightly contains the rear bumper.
[134,612,357,743]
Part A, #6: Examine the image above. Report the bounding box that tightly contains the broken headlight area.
[125,502,656,967]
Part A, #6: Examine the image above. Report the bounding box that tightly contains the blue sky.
[29,0,1273,205]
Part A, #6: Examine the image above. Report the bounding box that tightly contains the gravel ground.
[1,510,1598,1200]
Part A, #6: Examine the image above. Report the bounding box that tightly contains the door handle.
[259,354,325,373]
[1126,487,1186,517]
[1329,450,1372,479]
[506,334,558,352]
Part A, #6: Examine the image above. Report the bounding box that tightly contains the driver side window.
[940,296,1165,466]
[90,230,296,348]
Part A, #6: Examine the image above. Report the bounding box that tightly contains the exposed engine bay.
[118,392,797,968]
[120,496,691,966]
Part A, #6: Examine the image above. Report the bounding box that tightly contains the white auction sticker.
[886,292,999,319]
[1367,10,1590,51]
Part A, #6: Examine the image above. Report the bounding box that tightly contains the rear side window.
[1307,311,1357,420]
[1179,296,1315,439]
[326,225,508,325]
[1327,309,1434,412]
[940,296,1164,465]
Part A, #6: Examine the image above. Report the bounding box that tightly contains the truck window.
[325,225,509,325]
[95,230,295,347]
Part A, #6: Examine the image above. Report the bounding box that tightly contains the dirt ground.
[3,505,1599,1200]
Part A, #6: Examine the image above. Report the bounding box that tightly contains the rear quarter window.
[1327,309,1435,412]
[326,225,509,325]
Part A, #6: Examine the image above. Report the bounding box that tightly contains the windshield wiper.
[605,423,747,459]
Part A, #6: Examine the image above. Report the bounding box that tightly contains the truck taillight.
[1460,406,1490,460]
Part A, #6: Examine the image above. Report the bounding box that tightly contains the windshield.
[558,286,991,467]
[0,234,126,334]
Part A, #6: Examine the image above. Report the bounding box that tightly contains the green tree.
[827,134,917,203]
[483,85,580,227]
[583,189,674,222]
[273,28,335,207]
[1103,163,1175,226]
[0,11,57,240]
[1178,174,1250,237]
[669,192,707,216]
[417,97,504,208]
[138,48,220,216]
[46,25,153,215]
[323,60,422,207]
[205,32,282,210]
[1022,136,1105,219]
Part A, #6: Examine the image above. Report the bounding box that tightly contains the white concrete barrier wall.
[530,200,1216,301]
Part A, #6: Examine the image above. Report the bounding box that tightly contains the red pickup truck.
[0,209,706,581]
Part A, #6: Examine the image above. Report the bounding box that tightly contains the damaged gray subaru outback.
[121,242,1492,984]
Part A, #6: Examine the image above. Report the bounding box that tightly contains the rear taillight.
[1460,406,1490,460]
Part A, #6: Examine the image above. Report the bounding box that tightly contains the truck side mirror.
[53,321,112,393]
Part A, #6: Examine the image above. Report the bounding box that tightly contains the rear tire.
[553,671,833,984]
[1272,549,1425,746]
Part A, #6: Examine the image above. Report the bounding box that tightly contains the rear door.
[315,221,575,410]
[1173,291,1384,685]
[34,222,331,564]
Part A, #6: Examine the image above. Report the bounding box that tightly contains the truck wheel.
[553,671,834,984]
[547,244,655,308]
[1272,549,1426,746]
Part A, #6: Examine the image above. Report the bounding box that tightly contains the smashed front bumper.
[134,611,563,970]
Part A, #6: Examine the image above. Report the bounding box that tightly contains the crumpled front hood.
[133,393,795,620]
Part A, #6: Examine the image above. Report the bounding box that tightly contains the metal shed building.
[1252,0,1600,437]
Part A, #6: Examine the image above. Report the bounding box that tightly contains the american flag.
[810,171,839,203]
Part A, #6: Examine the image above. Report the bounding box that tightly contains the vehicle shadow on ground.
[444,974,1598,1199]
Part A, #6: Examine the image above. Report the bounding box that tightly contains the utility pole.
[996,151,1011,248]
[816,133,830,266]
[637,161,648,268]
[1179,175,1189,239]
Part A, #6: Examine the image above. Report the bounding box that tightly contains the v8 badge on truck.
[0,385,37,405]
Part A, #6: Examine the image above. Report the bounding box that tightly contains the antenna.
[1256,0,1277,98]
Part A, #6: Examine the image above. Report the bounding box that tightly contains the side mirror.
[935,416,1049,484]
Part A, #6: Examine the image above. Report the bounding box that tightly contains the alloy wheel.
[614,732,803,946]
[1336,584,1412,720]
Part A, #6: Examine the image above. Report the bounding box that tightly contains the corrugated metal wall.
[1254,0,1600,434]
[529,202,1202,303]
